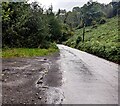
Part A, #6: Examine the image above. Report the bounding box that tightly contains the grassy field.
[2,44,59,58]
[65,17,119,63]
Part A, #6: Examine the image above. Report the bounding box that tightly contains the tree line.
[57,1,120,28]
[2,1,119,48]
[2,1,73,48]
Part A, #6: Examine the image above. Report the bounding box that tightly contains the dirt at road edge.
[2,53,63,105]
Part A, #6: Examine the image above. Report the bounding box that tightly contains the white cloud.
[96,0,112,4]
[28,0,112,12]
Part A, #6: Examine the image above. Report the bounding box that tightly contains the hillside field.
[65,17,119,63]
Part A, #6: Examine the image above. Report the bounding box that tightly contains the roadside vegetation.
[2,1,72,58]
[57,1,119,63]
[3,47,58,58]
[2,0,119,63]
[65,17,119,63]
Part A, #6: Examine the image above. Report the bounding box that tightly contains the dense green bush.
[2,2,71,48]
[48,15,62,43]
[59,24,74,42]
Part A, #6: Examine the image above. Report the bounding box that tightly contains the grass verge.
[2,44,59,58]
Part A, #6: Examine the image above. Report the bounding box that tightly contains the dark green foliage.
[99,18,106,24]
[80,2,106,26]
[2,2,50,48]
[2,2,28,48]
[111,1,120,16]
[58,1,120,29]
[2,2,70,48]
[60,24,74,43]
[48,16,62,43]
[75,36,82,48]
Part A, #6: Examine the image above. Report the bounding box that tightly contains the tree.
[48,16,62,43]
[2,2,49,48]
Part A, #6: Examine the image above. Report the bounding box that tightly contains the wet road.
[57,44,118,104]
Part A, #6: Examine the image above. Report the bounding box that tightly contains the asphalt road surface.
[2,44,119,105]
[57,44,118,104]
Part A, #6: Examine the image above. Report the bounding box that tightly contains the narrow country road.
[2,44,119,104]
[57,44,118,104]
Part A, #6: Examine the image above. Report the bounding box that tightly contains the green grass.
[2,45,59,58]
[65,17,119,63]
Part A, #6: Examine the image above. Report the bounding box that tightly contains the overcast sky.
[28,0,112,12]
